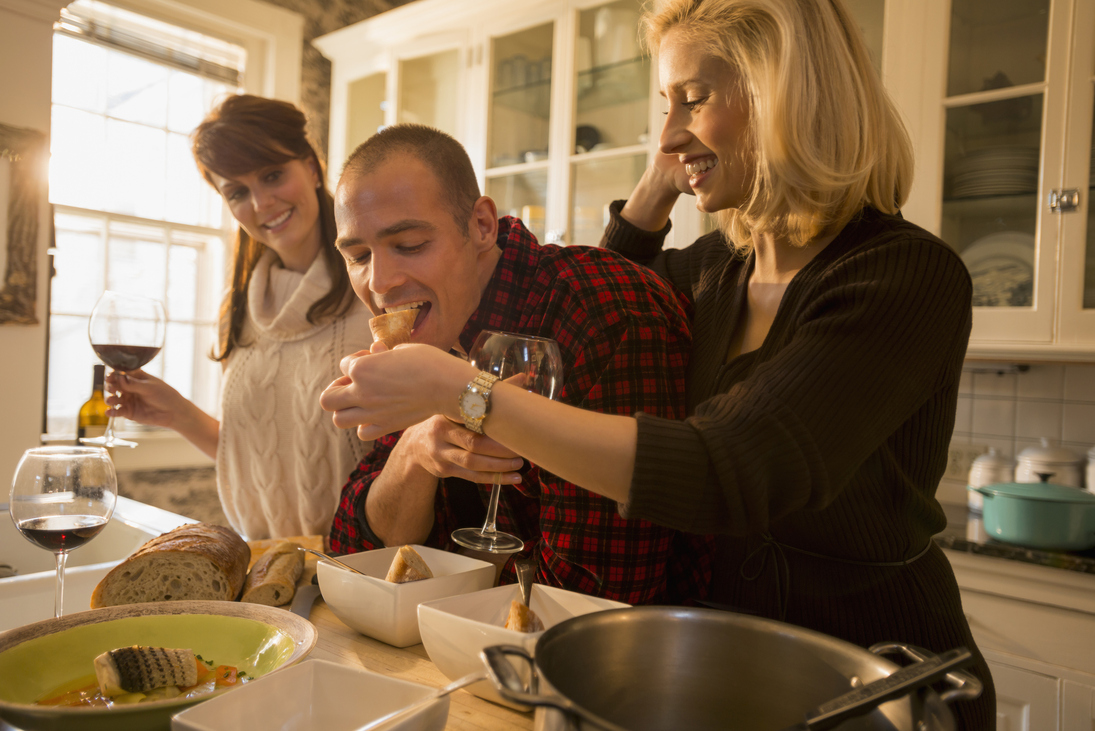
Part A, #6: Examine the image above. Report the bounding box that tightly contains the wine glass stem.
[54,550,68,618]
[481,481,503,537]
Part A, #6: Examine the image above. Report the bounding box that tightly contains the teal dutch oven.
[968,482,1095,551]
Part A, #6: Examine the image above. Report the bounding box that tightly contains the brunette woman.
[109,94,372,540]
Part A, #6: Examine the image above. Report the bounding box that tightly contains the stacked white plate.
[951,146,1040,198]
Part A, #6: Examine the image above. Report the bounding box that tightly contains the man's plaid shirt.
[330,216,712,605]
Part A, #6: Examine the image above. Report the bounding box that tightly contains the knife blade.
[289,583,321,619]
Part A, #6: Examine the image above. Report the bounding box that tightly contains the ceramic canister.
[1015,438,1085,488]
[967,447,1013,512]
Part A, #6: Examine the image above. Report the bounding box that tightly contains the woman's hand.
[619,154,693,232]
[104,369,189,429]
[320,344,479,442]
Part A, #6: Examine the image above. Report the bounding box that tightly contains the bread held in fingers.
[368,309,416,348]
[90,523,250,608]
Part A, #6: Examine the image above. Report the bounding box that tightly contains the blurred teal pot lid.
[970,482,1095,504]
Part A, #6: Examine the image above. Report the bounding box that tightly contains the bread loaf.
[91,523,250,608]
[384,545,433,583]
[369,310,416,348]
[241,541,304,606]
[504,600,544,633]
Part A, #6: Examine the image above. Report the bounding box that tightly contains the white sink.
[0,495,194,632]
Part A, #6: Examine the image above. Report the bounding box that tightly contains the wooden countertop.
[304,599,534,730]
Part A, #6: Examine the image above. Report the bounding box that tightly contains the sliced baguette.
[504,599,544,633]
[90,523,250,608]
[369,309,416,348]
[384,545,433,583]
[241,541,304,606]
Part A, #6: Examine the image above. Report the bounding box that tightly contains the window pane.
[167,244,198,320]
[106,118,166,219]
[163,321,195,402]
[52,219,105,315]
[50,107,107,210]
[106,48,169,127]
[947,0,1049,97]
[47,314,99,435]
[107,221,167,299]
[398,50,460,137]
[166,131,220,226]
[52,35,106,113]
[167,70,203,133]
[490,23,553,168]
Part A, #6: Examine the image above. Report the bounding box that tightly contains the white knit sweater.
[216,249,373,540]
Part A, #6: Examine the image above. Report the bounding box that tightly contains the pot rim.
[971,482,1095,504]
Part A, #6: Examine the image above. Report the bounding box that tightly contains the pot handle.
[868,642,983,703]
[481,645,630,731]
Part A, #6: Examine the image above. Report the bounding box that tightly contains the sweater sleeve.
[620,233,973,536]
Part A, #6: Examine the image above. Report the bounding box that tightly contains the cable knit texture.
[217,249,373,540]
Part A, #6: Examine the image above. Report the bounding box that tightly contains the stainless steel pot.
[482,607,981,731]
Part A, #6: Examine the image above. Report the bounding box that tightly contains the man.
[321,124,710,604]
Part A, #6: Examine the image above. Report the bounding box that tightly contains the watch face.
[461,390,487,419]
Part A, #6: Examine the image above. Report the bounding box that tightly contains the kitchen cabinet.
[895,0,1095,360]
[943,547,1095,730]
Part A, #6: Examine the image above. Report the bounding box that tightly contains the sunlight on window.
[46,0,242,436]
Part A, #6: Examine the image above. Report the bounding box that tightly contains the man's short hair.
[340,124,481,231]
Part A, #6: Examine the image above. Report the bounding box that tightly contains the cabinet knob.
[1048,188,1080,213]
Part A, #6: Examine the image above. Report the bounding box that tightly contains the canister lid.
[972,481,1095,504]
[971,447,1010,468]
[1016,437,1083,466]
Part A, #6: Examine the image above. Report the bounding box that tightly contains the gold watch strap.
[460,371,499,434]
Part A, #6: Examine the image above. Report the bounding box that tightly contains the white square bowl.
[418,584,629,709]
[170,658,448,731]
[318,545,495,647]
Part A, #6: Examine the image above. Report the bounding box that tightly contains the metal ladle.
[297,547,369,577]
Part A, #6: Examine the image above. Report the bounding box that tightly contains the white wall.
[0,0,303,482]
[0,0,64,484]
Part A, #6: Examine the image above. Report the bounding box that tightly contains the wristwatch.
[458,371,499,434]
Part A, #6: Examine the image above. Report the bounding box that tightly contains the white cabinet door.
[989,662,1060,731]
[1062,680,1095,731]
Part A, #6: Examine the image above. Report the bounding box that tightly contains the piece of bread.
[241,541,304,606]
[384,545,433,583]
[91,523,250,608]
[369,309,416,348]
[504,600,544,633]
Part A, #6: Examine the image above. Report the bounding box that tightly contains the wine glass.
[452,330,563,554]
[9,446,117,617]
[83,290,166,448]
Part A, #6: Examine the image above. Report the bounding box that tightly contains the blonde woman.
[108,95,373,541]
[321,1,993,726]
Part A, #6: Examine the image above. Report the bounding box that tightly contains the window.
[46,0,244,436]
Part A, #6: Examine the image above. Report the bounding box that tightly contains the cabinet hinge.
[1048,189,1080,213]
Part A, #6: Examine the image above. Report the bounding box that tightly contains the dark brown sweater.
[603,203,995,730]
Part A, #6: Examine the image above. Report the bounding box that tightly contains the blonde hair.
[644,0,913,252]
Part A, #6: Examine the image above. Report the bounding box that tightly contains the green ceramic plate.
[0,600,317,731]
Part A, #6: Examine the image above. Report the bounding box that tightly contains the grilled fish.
[93,646,198,696]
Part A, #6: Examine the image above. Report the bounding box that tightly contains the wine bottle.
[77,365,109,441]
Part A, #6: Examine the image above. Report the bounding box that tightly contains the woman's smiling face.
[658,27,755,214]
[209,157,322,271]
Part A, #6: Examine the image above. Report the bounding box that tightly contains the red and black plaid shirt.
[330,217,713,605]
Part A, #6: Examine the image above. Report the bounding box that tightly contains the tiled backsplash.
[938,363,1095,504]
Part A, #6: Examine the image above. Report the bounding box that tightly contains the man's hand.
[404,415,523,485]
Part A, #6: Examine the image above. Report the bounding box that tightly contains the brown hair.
[191,94,354,362]
[644,0,913,253]
[340,124,480,230]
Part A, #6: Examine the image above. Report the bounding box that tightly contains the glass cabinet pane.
[947,0,1049,97]
[490,23,553,168]
[487,170,549,244]
[398,50,459,137]
[347,72,387,152]
[574,0,649,154]
[844,0,885,78]
[941,95,1043,308]
[570,153,645,247]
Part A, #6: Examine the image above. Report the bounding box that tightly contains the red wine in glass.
[91,344,162,372]
[17,515,109,551]
[84,291,166,449]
